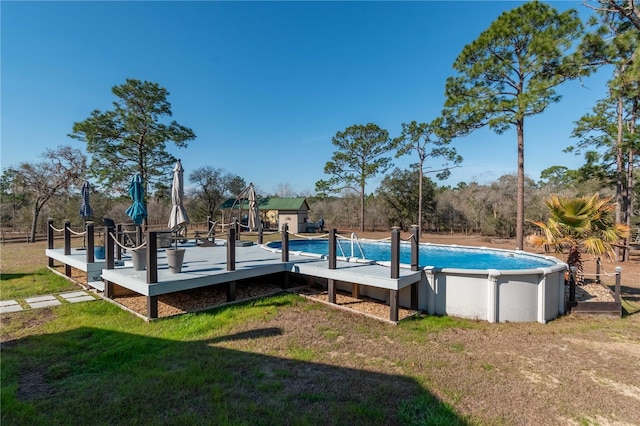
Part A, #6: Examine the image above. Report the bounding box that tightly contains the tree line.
[1,1,638,243]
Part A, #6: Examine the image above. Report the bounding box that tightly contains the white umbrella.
[247,183,260,232]
[168,160,189,248]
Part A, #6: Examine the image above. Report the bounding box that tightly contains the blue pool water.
[268,239,557,270]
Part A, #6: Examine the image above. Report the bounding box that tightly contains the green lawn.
[1,294,465,425]
[2,241,640,424]
[1,268,78,300]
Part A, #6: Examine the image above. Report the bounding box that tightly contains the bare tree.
[4,146,87,241]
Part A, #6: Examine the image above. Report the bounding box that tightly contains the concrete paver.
[61,294,96,303]
[26,295,58,303]
[1,291,97,313]
[0,300,24,313]
[26,295,61,309]
[59,291,88,299]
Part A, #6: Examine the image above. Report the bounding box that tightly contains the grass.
[1,268,77,299]
[1,297,467,425]
[2,240,640,424]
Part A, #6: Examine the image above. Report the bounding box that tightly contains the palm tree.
[527,194,630,280]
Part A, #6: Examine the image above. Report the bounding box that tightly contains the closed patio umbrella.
[79,181,93,248]
[79,181,93,220]
[125,173,147,245]
[247,183,260,232]
[168,160,189,249]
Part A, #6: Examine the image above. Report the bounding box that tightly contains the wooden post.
[105,225,115,270]
[391,227,400,279]
[64,221,71,255]
[227,281,236,302]
[147,231,158,284]
[410,225,419,311]
[47,218,54,267]
[258,225,263,245]
[234,219,240,240]
[411,225,419,271]
[147,295,158,319]
[104,280,114,298]
[390,289,399,322]
[596,257,601,283]
[352,283,360,299]
[64,221,72,277]
[47,218,54,249]
[328,279,336,304]
[281,223,289,262]
[86,221,95,263]
[328,229,336,270]
[615,267,622,302]
[116,223,123,261]
[136,226,143,248]
[227,228,236,271]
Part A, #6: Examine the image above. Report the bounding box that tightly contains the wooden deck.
[47,243,422,321]
[46,247,112,284]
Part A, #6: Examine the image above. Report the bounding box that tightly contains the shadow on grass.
[1,326,468,425]
[0,272,41,282]
[604,284,640,316]
[622,298,640,316]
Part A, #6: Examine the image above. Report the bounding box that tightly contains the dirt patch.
[0,308,57,343]
[16,365,54,401]
[210,297,640,423]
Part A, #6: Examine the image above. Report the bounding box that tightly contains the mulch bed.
[53,263,612,321]
[112,281,284,319]
[296,286,416,322]
[573,282,615,302]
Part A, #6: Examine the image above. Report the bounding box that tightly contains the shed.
[219,197,311,233]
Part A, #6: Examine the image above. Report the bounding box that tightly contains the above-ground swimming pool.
[267,239,558,270]
[265,238,568,323]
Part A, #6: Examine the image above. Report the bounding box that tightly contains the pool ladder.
[336,232,365,259]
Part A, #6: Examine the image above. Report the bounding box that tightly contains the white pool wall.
[421,264,567,323]
[265,239,568,323]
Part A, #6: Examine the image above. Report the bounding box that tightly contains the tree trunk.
[418,165,423,239]
[615,95,625,259]
[360,182,365,232]
[516,119,525,250]
[30,202,42,243]
[625,96,637,261]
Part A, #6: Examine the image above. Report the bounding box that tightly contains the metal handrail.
[350,232,365,259]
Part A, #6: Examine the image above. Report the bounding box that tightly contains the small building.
[219,197,312,233]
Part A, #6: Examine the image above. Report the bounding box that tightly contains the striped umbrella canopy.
[168,159,189,230]
[79,181,93,219]
[125,173,147,226]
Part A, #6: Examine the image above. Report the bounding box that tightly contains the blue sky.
[1,1,610,196]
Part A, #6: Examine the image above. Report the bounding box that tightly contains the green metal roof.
[219,197,310,211]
